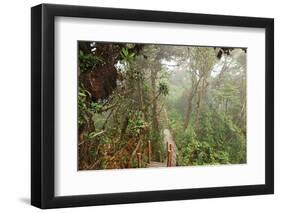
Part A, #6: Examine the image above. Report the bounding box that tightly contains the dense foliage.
[78,42,246,170]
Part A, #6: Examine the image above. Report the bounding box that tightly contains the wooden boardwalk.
[147,161,166,168]
[163,129,177,166]
[138,107,177,169]
[146,128,177,168]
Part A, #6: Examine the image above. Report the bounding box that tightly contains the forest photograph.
[78,41,247,171]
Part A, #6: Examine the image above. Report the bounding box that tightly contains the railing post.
[167,150,171,167]
[166,142,169,167]
[158,150,162,162]
[148,140,151,164]
[137,152,141,168]
[166,143,173,167]
[169,143,173,166]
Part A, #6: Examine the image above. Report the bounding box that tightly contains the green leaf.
[79,92,86,97]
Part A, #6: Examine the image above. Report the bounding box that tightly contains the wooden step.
[147,161,166,168]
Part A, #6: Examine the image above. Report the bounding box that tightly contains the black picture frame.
[31,3,274,209]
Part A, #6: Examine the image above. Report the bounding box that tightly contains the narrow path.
[147,107,177,168]
[147,129,177,168]
[147,161,166,168]
[163,129,177,166]
[162,107,177,166]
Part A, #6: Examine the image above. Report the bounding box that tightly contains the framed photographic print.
[31,3,274,209]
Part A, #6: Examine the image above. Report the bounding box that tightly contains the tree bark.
[150,67,160,160]
[195,78,208,131]
[183,90,195,129]
[183,76,201,129]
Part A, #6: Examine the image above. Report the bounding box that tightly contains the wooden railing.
[135,140,176,168]
[167,143,173,167]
